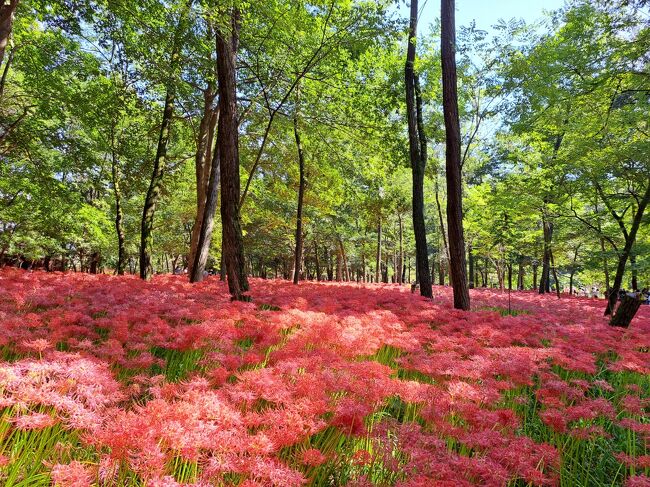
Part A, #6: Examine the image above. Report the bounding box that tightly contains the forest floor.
[0,268,648,486]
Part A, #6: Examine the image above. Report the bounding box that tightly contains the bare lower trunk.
[110,127,126,275]
[397,213,404,285]
[405,0,432,298]
[190,136,221,282]
[188,86,218,277]
[217,8,248,299]
[441,0,469,309]
[539,217,552,294]
[605,179,650,315]
[375,219,382,283]
[140,89,174,280]
[293,96,306,285]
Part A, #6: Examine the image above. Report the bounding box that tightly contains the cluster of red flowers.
[0,268,648,486]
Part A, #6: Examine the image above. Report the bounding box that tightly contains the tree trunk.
[605,179,650,315]
[139,6,188,280]
[110,126,126,275]
[441,0,470,310]
[314,239,321,281]
[190,127,221,283]
[292,94,306,285]
[532,262,538,290]
[0,0,19,67]
[468,243,474,289]
[630,252,638,291]
[140,88,174,280]
[550,249,560,298]
[610,293,643,328]
[568,245,580,294]
[339,237,349,282]
[217,8,248,299]
[397,213,404,285]
[188,85,218,277]
[539,217,552,294]
[89,252,100,274]
[405,0,432,298]
[336,244,342,282]
[375,218,382,283]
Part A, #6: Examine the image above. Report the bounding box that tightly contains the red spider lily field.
[0,269,648,487]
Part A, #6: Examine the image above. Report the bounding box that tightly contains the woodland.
[0,0,649,485]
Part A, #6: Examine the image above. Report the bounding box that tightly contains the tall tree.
[217,6,248,299]
[292,89,306,285]
[139,3,189,280]
[441,0,470,310]
[405,0,432,298]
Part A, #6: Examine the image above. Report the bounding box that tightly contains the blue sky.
[410,0,566,32]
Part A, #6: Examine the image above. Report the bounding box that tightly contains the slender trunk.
[314,238,321,281]
[375,218,382,283]
[0,0,18,66]
[110,127,126,275]
[405,0,432,298]
[139,6,188,280]
[605,179,650,316]
[190,129,221,282]
[468,243,474,289]
[507,263,512,291]
[483,257,488,287]
[217,8,248,299]
[517,257,524,290]
[569,245,580,294]
[293,94,306,285]
[398,213,404,285]
[0,43,14,100]
[189,86,218,276]
[532,263,538,290]
[441,0,469,309]
[140,88,174,280]
[435,180,449,266]
[550,249,560,298]
[339,237,349,282]
[539,217,552,293]
[336,244,342,281]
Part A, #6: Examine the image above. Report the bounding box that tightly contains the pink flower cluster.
[0,268,648,486]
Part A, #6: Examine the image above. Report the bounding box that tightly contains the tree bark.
[468,242,474,289]
[314,238,321,281]
[217,8,248,299]
[110,126,126,275]
[140,88,174,280]
[292,93,306,285]
[190,128,221,283]
[0,0,18,67]
[188,86,218,277]
[604,178,650,315]
[610,293,643,328]
[405,0,432,298]
[139,7,187,280]
[539,217,552,294]
[441,0,470,310]
[550,248,561,298]
[397,213,404,285]
[375,218,382,283]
